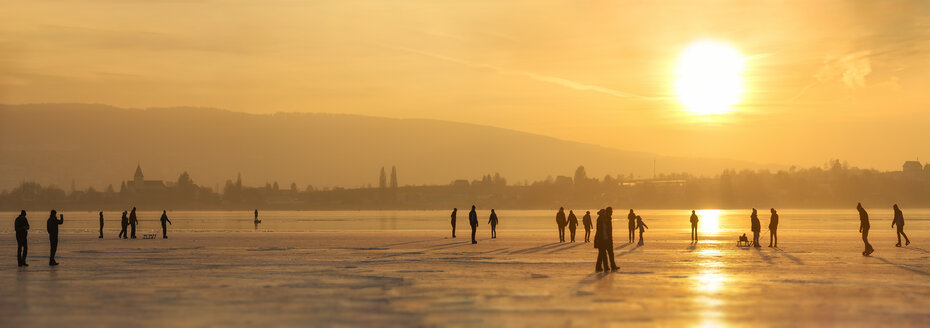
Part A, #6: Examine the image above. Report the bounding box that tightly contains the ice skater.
[450,208,457,238]
[47,210,63,266]
[129,207,138,239]
[582,211,593,243]
[98,211,104,238]
[858,203,873,256]
[469,205,478,244]
[119,211,128,239]
[892,204,910,247]
[567,210,578,242]
[15,210,30,267]
[750,208,761,248]
[160,210,172,239]
[556,208,567,242]
[636,215,649,246]
[690,210,699,242]
[488,209,499,238]
[768,208,779,247]
[627,209,636,243]
[594,208,618,272]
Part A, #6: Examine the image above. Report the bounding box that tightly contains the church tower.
[134,164,144,186]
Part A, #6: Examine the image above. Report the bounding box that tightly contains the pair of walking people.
[118,208,139,239]
[14,210,63,267]
[858,203,910,256]
[555,208,590,243]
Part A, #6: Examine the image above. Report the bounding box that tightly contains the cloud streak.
[383,44,670,101]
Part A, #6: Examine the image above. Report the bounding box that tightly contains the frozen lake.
[2,209,929,326]
[4,208,930,233]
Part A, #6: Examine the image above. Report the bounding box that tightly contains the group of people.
[14,208,173,267]
[450,206,499,244]
[556,208,651,245]
[14,210,63,267]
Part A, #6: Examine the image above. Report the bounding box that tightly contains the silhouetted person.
[556,207,567,242]
[582,211,593,243]
[636,215,649,246]
[119,211,128,239]
[488,209,499,238]
[768,208,779,247]
[129,207,138,239]
[254,209,259,223]
[750,208,761,248]
[469,205,478,244]
[160,210,172,239]
[690,210,699,242]
[892,204,910,247]
[47,210,63,266]
[567,210,579,242]
[15,210,29,267]
[98,211,104,238]
[594,207,618,272]
[450,208,457,238]
[627,209,636,243]
[858,203,873,256]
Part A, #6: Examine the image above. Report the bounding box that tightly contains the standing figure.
[689,210,699,242]
[858,203,873,256]
[160,210,172,239]
[129,207,138,239]
[636,215,649,246]
[593,207,618,272]
[488,209,499,239]
[768,208,779,247]
[556,208,567,242]
[567,210,579,242]
[627,209,636,243]
[119,211,128,239]
[582,211,593,243]
[450,208,457,238]
[750,208,761,248]
[47,210,63,266]
[15,210,30,267]
[98,211,104,238]
[468,205,479,244]
[892,204,910,247]
[254,209,260,223]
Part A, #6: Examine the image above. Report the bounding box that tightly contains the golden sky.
[2,0,929,170]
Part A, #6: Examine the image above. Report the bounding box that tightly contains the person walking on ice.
[892,204,910,247]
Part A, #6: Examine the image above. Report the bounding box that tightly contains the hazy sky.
[2,0,929,170]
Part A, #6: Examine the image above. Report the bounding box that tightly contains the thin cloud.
[382,44,671,101]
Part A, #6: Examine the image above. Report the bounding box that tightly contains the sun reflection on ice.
[697,210,722,234]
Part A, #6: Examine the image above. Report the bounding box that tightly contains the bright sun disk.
[676,41,744,115]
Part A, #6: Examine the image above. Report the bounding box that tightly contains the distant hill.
[0,103,776,191]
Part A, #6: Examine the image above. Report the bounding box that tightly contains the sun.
[675,41,744,115]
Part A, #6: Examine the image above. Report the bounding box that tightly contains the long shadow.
[772,247,804,265]
[546,243,584,254]
[753,247,774,264]
[873,256,930,277]
[576,271,612,287]
[479,247,510,255]
[613,243,632,251]
[903,247,930,255]
[429,239,489,251]
[379,239,437,248]
[615,244,642,258]
[508,242,563,254]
